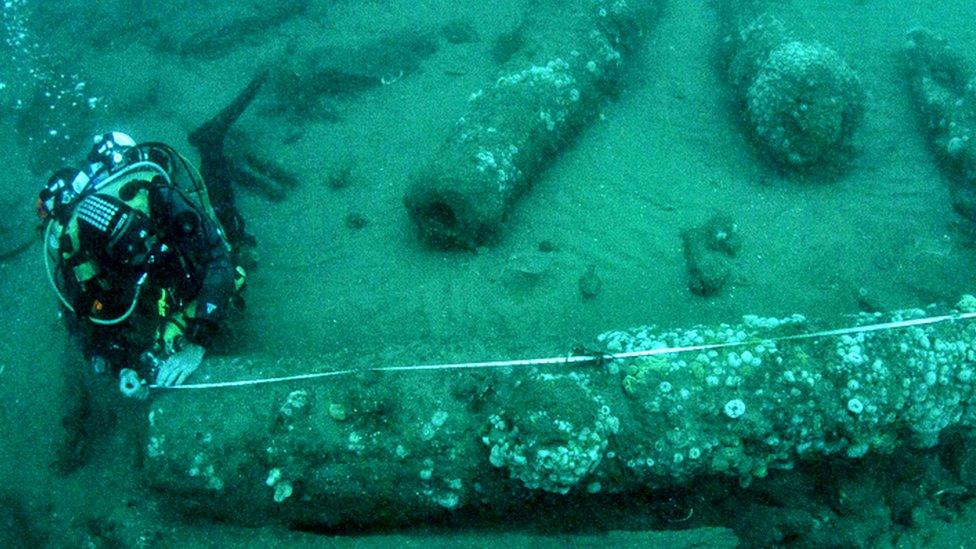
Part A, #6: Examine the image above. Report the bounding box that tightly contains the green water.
[3,0,976,546]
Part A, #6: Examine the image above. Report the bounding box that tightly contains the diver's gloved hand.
[154,343,205,387]
[118,368,149,400]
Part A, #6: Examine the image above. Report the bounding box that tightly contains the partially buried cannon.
[403,0,662,249]
[718,0,865,171]
[145,296,976,527]
[904,28,976,224]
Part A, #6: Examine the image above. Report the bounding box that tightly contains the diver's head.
[37,167,90,222]
[87,131,137,172]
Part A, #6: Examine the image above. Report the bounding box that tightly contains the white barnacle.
[266,468,282,487]
[273,481,294,503]
[723,398,746,419]
[948,136,967,156]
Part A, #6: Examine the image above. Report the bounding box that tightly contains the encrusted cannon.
[904,27,976,223]
[144,297,976,527]
[718,0,865,170]
[403,0,661,248]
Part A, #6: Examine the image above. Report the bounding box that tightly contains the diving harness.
[43,143,233,326]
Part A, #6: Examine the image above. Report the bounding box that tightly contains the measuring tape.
[150,311,976,391]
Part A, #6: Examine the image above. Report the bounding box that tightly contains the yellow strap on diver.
[234,265,246,291]
[157,288,168,317]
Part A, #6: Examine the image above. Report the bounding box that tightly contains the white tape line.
[152,311,976,391]
[152,368,356,390]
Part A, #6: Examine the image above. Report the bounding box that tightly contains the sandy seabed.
[2,0,976,545]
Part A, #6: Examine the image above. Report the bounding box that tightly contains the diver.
[38,72,267,398]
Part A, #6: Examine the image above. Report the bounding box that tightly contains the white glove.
[119,368,149,400]
[155,343,205,387]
